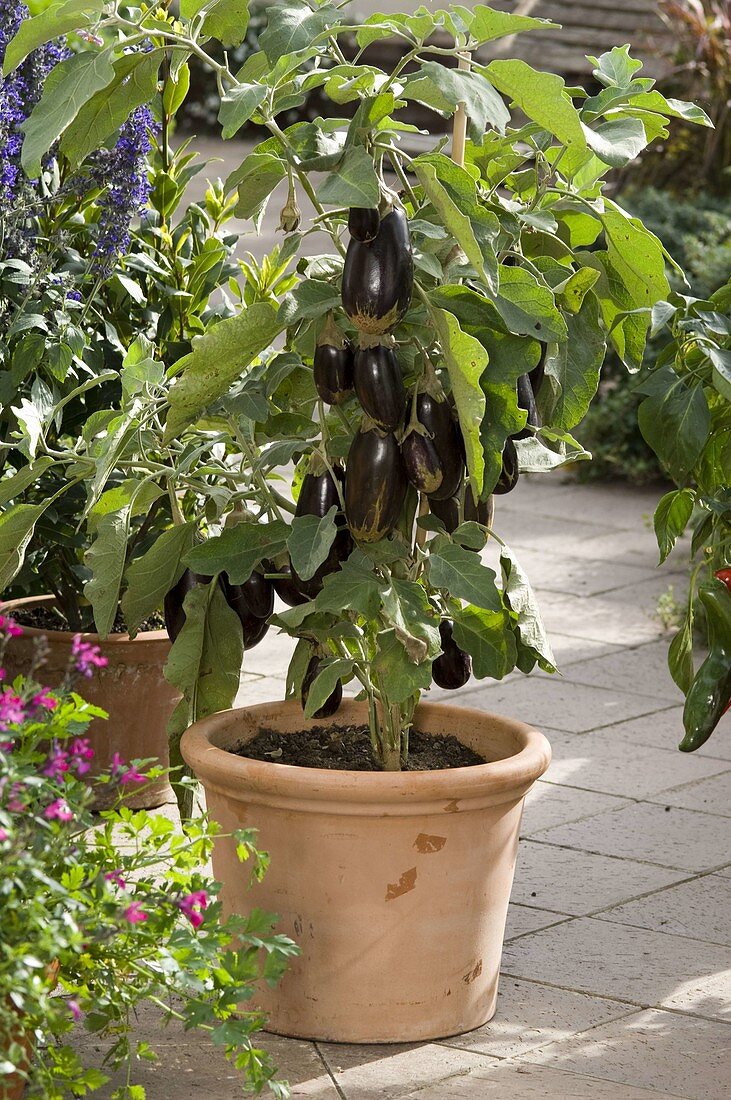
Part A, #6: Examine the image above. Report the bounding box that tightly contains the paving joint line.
[313,1042,348,1100]
[520,835,724,875]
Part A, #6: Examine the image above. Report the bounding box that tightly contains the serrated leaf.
[431,308,487,496]
[22,50,116,178]
[84,506,131,638]
[452,605,516,680]
[121,523,196,637]
[288,507,338,582]
[0,504,44,588]
[653,489,695,565]
[218,83,267,139]
[500,546,556,673]
[186,520,289,585]
[165,303,283,442]
[303,658,353,719]
[428,537,501,611]
[373,629,433,704]
[317,146,380,206]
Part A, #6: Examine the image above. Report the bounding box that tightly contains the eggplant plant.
[1,2,713,785]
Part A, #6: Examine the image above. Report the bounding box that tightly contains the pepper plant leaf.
[653,488,696,565]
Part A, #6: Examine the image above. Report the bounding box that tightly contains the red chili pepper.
[715,568,731,592]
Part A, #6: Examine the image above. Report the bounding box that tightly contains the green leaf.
[0,504,44,588]
[708,348,731,402]
[558,268,600,314]
[381,578,441,663]
[638,368,710,482]
[404,61,509,139]
[317,146,380,207]
[541,292,605,430]
[373,629,433,705]
[468,5,557,44]
[197,0,251,47]
[485,60,587,165]
[21,50,116,178]
[286,637,311,700]
[278,280,341,326]
[479,331,538,495]
[588,45,644,90]
[186,520,290,585]
[452,605,516,680]
[227,153,286,220]
[165,303,283,442]
[431,309,487,496]
[582,117,648,168]
[626,90,713,127]
[500,546,556,673]
[121,523,196,637]
[414,155,499,291]
[59,51,161,169]
[494,266,567,343]
[2,0,100,74]
[259,1,339,65]
[303,658,353,719]
[653,488,695,565]
[218,83,268,139]
[668,614,694,695]
[314,554,384,619]
[288,507,338,582]
[83,506,131,638]
[0,458,54,507]
[428,537,501,611]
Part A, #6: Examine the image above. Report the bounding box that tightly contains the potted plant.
[0,613,296,1098]
[0,7,246,804]
[5,0,711,1041]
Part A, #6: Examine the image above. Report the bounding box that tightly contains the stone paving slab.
[557,637,683,702]
[645,770,731,816]
[399,1061,684,1098]
[597,873,731,946]
[316,1042,495,1099]
[503,902,569,941]
[594,706,731,761]
[521,779,630,834]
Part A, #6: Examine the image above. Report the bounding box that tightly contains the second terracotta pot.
[181,699,551,1043]
[3,596,177,809]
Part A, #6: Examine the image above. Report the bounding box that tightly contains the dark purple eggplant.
[513,373,540,440]
[345,426,407,542]
[272,562,308,607]
[353,344,405,431]
[348,207,380,243]
[293,460,352,597]
[220,573,270,650]
[163,567,197,643]
[417,392,464,500]
[432,620,471,690]
[464,494,494,528]
[314,342,354,406]
[301,655,343,719]
[341,208,413,335]
[291,527,353,600]
[402,427,444,495]
[429,495,459,533]
[494,437,519,495]
[238,569,274,620]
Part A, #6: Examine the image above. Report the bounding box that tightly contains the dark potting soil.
[234,723,486,771]
[11,605,166,635]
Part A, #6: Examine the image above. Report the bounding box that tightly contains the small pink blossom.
[44,798,73,822]
[178,890,209,930]
[71,635,108,678]
[68,1000,82,1022]
[0,740,13,752]
[104,869,126,890]
[31,690,57,711]
[42,745,70,780]
[70,737,94,775]
[0,690,27,731]
[6,782,25,813]
[110,752,146,786]
[123,902,147,924]
[0,827,9,842]
[0,614,23,638]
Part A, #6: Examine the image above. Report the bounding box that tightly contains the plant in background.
[0,615,295,1098]
[640,281,731,753]
[0,3,714,797]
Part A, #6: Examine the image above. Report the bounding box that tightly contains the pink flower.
[0,740,13,752]
[68,1000,82,1022]
[70,636,108,678]
[42,745,70,780]
[0,690,27,731]
[6,782,25,813]
[123,902,147,924]
[70,738,94,775]
[44,799,73,822]
[0,614,23,638]
[178,890,209,930]
[31,690,57,711]
[104,869,126,890]
[110,752,146,786]
[0,827,9,842]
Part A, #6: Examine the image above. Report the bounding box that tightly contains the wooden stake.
[451,52,470,167]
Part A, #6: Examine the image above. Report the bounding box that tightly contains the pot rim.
[1,594,169,644]
[181,699,551,812]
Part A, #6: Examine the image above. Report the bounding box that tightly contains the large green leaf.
[428,537,501,611]
[381,578,441,664]
[227,153,287,220]
[21,50,116,178]
[59,51,160,169]
[479,332,537,496]
[3,0,100,74]
[165,303,282,441]
[431,309,487,496]
[218,83,268,139]
[186,520,290,585]
[83,506,131,638]
[318,146,380,206]
[452,605,516,680]
[303,658,354,719]
[653,488,695,566]
[0,458,54,507]
[314,554,384,619]
[373,629,433,705]
[404,61,509,139]
[485,59,587,168]
[494,266,567,343]
[195,0,251,47]
[259,1,340,64]
[0,504,44,588]
[467,5,557,44]
[121,522,196,637]
[500,547,556,674]
[638,367,711,481]
[287,507,338,582]
[582,117,648,168]
[541,292,605,430]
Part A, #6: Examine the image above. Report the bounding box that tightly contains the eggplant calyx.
[416,361,445,401]
[359,414,391,437]
[317,312,348,350]
[357,330,396,352]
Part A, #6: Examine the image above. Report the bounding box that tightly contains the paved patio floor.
[80,476,731,1098]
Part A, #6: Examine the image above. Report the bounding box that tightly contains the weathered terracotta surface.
[181,699,551,1043]
[3,596,177,809]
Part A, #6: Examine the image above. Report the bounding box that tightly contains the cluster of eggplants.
[164,566,273,649]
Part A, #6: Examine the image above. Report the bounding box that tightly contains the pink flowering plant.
[0,623,297,1099]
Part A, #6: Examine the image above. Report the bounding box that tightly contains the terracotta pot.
[3,596,177,809]
[181,699,551,1043]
